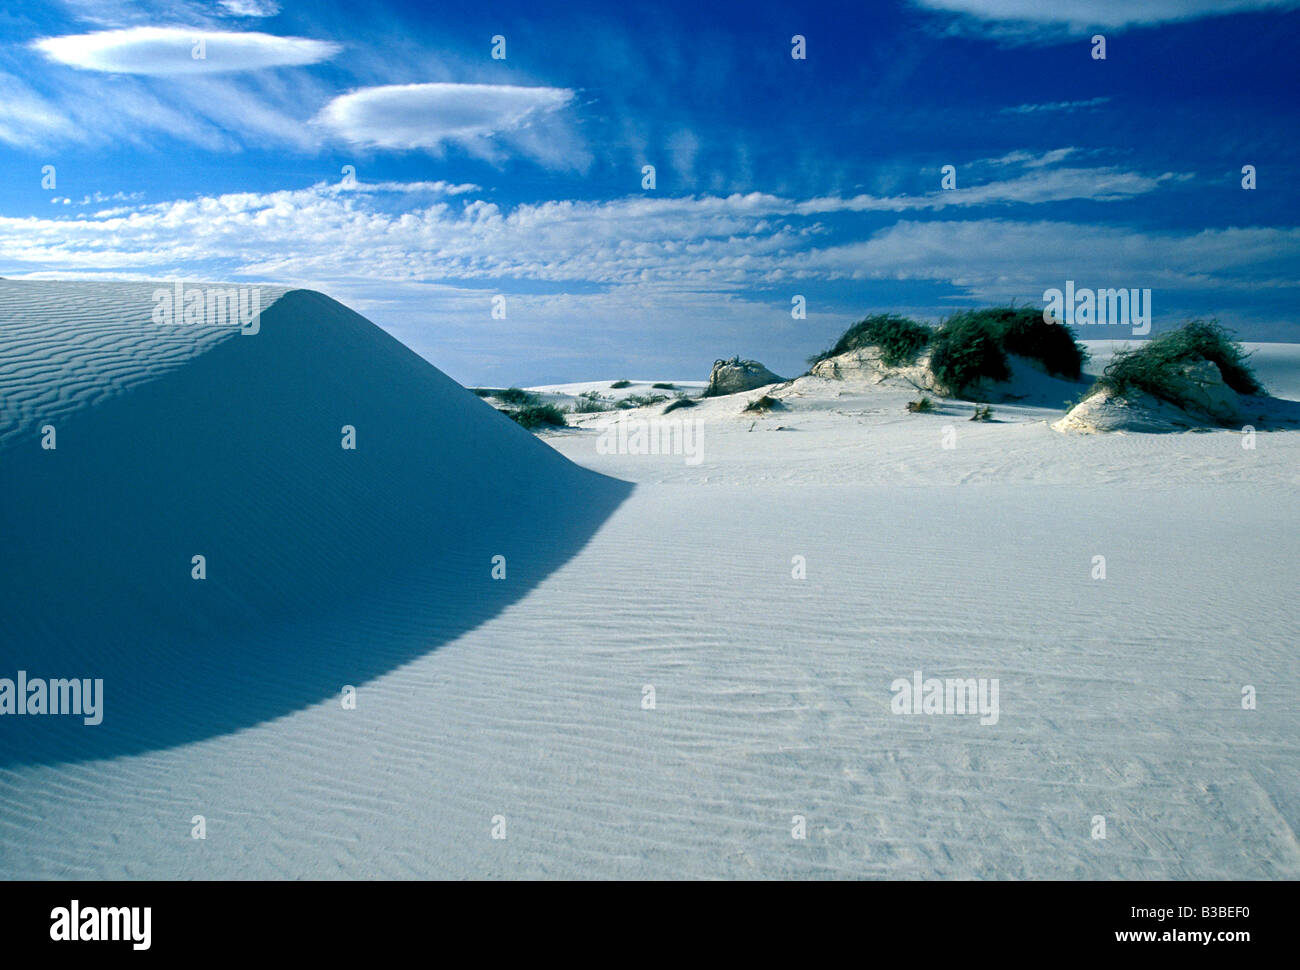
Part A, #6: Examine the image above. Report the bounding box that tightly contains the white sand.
[1,287,1296,879]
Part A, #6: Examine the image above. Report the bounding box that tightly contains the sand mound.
[1051,386,1217,433]
[0,281,630,766]
[810,346,940,390]
[704,356,783,396]
[810,345,1085,406]
[1054,358,1255,433]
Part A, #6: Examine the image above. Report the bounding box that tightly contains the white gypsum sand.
[0,287,1296,879]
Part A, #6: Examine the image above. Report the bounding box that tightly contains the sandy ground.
[1,285,1296,879]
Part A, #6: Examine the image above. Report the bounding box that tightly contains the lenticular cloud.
[316,83,575,150]
[33,26,341,75]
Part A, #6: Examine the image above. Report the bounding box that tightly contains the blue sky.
[1,0,1298,385]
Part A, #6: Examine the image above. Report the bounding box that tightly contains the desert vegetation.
[1093,319,1263,407]
[809,313,933,368]
[929,307,1087,395]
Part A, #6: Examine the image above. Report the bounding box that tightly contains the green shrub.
[652,382,676,390]
[505,404,567,429]
[929,306,1087,395]
[928,319,1008,392]
[809,313,933,367]
[471,387,497,398]
[616,393,669,409]
[970,404,994,422]
[1000,312,1088,380]
[572,390,613,413]
[906,396,935,414]
[662,397,697,413]
[1096,319,1264,406]
[611,380,632,389]
[743,394,781,413]
[494,387,540,406]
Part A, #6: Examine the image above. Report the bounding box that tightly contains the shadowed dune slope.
[0,282,631,766]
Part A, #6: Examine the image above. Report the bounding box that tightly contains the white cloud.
[1002,98,1110,114]
[795,165,1178,212]
[315,83,577,158]
[3,181,1294,379]
[0,52,333,151]
[666,129,701,186]
[338,180,482,196]
[33,26,340,75]
[790,219,1300,296]
[0,73,80,148]
[911,0,1300,36]
[0,69,245,151]
[984,148,1077,168]
[218,0,282,15]
[0,177,1279,296]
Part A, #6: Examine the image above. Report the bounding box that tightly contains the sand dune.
[0,282,629,766]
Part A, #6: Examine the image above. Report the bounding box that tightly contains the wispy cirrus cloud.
[1002,97,1110,115]
[335,179,482,196]
[0,72,81,148]
[912,0,1300,30]
[789,149,1184,211]
[0,66,327,151]
[32,26,340,75]
[217,0,282,16]
[983,148,1078,168]
[793,219,1300,292]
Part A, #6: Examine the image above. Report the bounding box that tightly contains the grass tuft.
[743,394,781,413]
[616,393,669,409]
[504,404,567,429]
[572,389,613,413]
[493,387,541,406]
[809,313,933,368]
[1095,319,1264,407]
